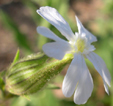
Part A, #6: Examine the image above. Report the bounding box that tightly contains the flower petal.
[43,41,71,60]
[37,26,63,42]
[62,53,83,97]
[74,56,93,105]
[86,52,111,94]
[37,6,75,41]
[103,80,109,95]
[75,16,97,43]
[83,45,96,54]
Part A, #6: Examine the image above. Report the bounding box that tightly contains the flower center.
[76,38,85,52]
[69,38,86,53]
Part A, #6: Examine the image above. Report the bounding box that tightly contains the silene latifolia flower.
[36,6,111,104]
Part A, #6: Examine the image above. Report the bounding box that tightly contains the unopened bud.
[5,53,73,96]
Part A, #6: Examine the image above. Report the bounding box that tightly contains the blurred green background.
[0,0,113,106]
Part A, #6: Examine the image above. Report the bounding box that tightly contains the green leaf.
[12,49,20,65]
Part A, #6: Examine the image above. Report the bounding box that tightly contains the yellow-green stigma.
[76,39,85,52]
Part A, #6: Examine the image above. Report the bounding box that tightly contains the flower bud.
[5,53,73,95]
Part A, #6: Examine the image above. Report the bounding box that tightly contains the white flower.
[36,6,111,105]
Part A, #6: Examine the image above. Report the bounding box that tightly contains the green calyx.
[5,52,73,96]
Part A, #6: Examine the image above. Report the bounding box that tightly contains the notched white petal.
[75,16,97,43]
[104,80,109,95]
[74,56,93,105]
[37,6,74,41]
[62,53,83,97]
[86,52,111,94]
[37,26,63,41]
[83,45,96,54]
[87,45,96,51]
[43,41,72,60]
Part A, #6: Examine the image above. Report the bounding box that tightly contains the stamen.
[76,39,85,52]
[69,38,85,53]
